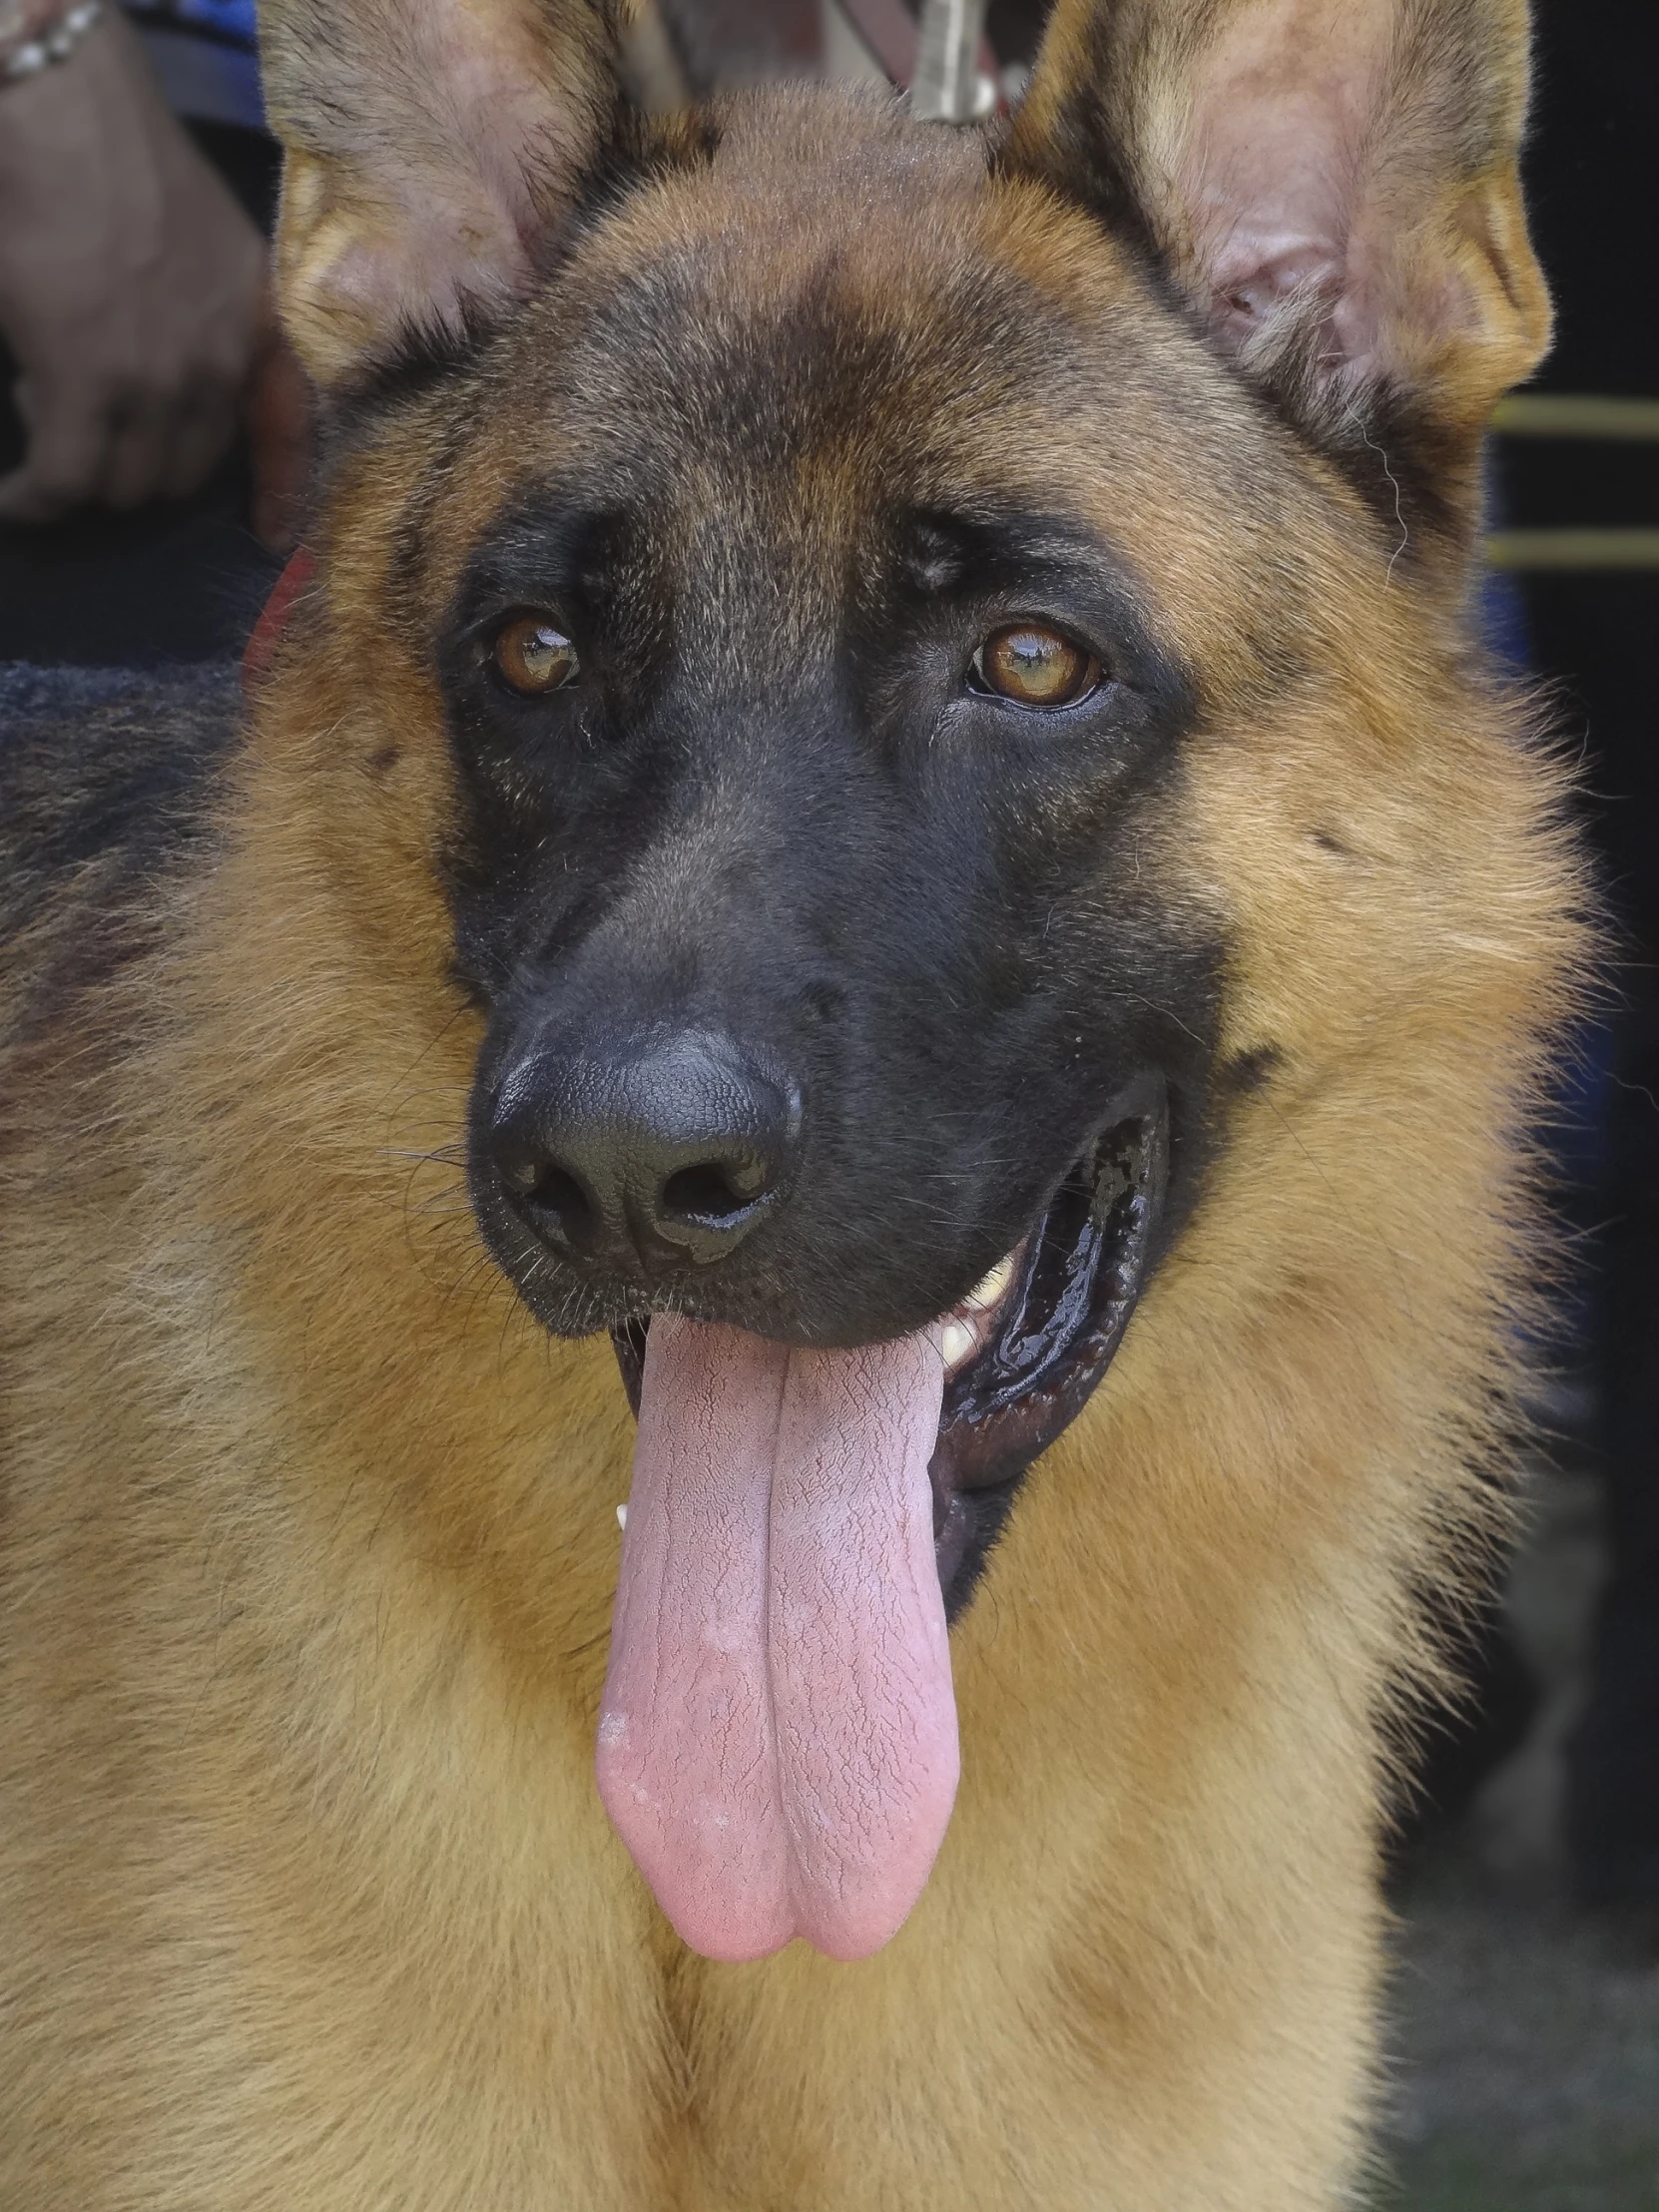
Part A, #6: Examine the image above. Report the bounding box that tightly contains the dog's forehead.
[431,92,1271,676]
[497,95,1116,512]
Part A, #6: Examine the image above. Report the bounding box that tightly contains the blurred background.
[1382,5,1659,2204]
[0,1,1654,2202]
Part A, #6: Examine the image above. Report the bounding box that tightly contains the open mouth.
[593,1073,1169,1963]
[610,1073,1168,1616]
[927,1079,1168,1609]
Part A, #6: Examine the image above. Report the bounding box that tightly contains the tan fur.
[0,6,1586,2205]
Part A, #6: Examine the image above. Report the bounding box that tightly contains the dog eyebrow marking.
[898,516,970,594]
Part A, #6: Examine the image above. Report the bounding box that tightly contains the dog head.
[253,0,1550,1959]
[259,0,1547,1333]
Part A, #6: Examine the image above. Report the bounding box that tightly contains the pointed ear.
[1006,0,1549,509]
[260,0,632,388]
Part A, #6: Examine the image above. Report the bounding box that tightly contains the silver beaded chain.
[1,0,103,85]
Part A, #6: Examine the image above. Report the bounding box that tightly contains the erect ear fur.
[1005,0,1550,536]
[260,0,633,388]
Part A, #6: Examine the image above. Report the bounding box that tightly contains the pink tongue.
[595,1314,958,1962]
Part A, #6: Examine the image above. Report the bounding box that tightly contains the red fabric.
[242,547,316,694]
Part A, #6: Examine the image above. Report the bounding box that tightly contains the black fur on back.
[0,665,240,1044]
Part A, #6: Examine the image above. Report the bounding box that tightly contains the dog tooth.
[965,1254,1015,1312]
[938,1318,977,1370]
[616,1503,628,1531]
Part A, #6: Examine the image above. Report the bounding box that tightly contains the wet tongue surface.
[596,1313,958,1962]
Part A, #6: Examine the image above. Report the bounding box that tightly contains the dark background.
[1506,0,1659,1914]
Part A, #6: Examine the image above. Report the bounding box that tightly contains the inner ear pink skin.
[312,210,528,336]
[1168,0,1394,377]
[1207,232,1344,341]
[271,0,613,377]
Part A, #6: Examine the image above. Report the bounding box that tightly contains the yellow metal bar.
[1491,394,1659,440]
[1483,528,1659,571]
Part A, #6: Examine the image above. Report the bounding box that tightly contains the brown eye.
[971,624,1100,708]
[492,615,579,696]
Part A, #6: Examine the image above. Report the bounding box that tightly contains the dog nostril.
[660,1160,765,1227]
[489,1032,798,1275]
[518,1163,596,1251]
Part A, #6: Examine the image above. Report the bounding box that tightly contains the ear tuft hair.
[262,0,634,389]
[1005,0,1550,549]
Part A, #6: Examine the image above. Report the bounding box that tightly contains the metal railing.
[1487,395,1659,571]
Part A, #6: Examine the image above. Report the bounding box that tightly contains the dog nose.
[490,1030,800,1272]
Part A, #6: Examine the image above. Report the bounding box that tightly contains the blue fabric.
[124,0,257,51]
[122,0,264,129]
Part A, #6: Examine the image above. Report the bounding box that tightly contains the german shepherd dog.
[0,0,1582,2202]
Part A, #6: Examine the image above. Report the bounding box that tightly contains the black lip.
[929,1075,1167,1616]
[609,1075,1169,1621]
